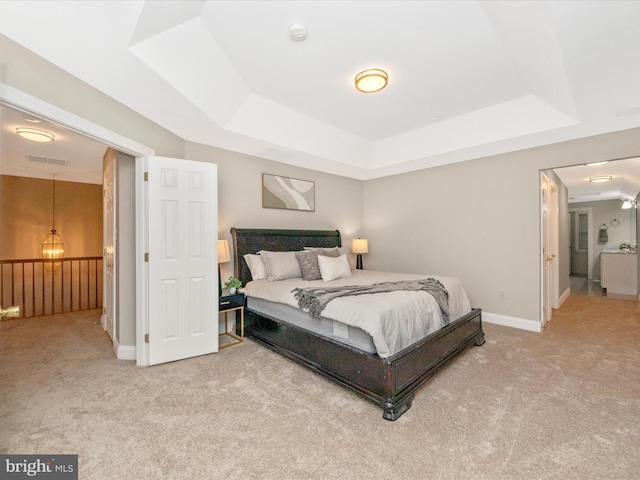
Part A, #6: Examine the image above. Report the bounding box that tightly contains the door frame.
[102,159,116,342]
[541,172,560,325]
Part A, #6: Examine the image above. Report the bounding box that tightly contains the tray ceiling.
[1,1,640,184]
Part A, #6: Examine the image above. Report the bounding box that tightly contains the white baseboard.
[117,345,136,361]
[111,336,136,360]
[482,311,542,333]
[559,287,571,307]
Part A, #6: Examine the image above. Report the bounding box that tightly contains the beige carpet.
[1,295,639,479]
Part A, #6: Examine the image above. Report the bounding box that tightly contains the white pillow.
[259,250,303,281]
[318,254,352,282]
[243,254,267,280]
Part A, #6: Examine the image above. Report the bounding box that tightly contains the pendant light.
[42,176,64,271]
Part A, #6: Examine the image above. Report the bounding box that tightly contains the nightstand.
[219,289,245,349]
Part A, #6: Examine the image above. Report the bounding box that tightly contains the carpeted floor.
[1,295,639,479]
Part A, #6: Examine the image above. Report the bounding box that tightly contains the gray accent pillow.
[295,248,340,281]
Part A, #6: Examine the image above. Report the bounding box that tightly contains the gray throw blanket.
[292,278,449,322]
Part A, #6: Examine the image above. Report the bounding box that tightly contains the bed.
[231,227,485,420]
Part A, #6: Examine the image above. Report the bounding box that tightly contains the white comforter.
[241,270,472,358]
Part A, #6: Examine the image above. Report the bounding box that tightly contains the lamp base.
[356,254,363,270]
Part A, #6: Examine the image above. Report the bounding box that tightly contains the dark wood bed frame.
[231,227,485,420]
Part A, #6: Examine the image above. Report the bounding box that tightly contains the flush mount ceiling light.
[355,69,388,93]
[16,127,55,142]
[588,175,612,183]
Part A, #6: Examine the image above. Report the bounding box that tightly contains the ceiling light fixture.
[588,175,612,183]
[16,127,55,142]
[355,69,388,93]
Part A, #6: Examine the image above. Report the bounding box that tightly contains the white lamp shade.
[218,240,231,264]
[351,238,369,254]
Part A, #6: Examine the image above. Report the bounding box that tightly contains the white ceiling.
[553,157,640,204]
[1,1,640,190]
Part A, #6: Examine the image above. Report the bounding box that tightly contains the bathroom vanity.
[601,251,638,300]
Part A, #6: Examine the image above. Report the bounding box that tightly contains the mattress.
[247,296,378,353]
[242,270,472,358]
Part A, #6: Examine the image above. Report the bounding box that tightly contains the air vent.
[27,155,67,166]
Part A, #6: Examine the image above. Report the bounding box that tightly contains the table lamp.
[351,238,368,270]
[218,240,231,295]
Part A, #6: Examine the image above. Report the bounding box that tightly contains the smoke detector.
[289,24,308,42]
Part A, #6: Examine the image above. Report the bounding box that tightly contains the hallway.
[569,275,605,297]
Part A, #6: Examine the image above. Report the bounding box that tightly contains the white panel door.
[148,156,218,365]
[103,161,116,341]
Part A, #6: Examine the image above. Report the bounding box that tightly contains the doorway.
[541,172,560,326]
[569,208,592,279]
[0,82,153,359]
[552,158,640,305]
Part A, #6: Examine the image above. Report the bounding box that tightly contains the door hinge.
[144,252,149,262]
[144,171,149,181]
[145,333,149,344]
[103,307,106,314]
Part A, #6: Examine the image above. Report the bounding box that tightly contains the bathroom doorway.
[569,209,591,278]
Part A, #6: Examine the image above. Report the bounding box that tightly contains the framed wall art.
[262,173,315,212]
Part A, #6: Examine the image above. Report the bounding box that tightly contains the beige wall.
[364,128,640,322]
[0,175,102,260]
[185,142,365,281]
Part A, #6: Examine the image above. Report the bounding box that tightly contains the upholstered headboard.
[230,228,341,286]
